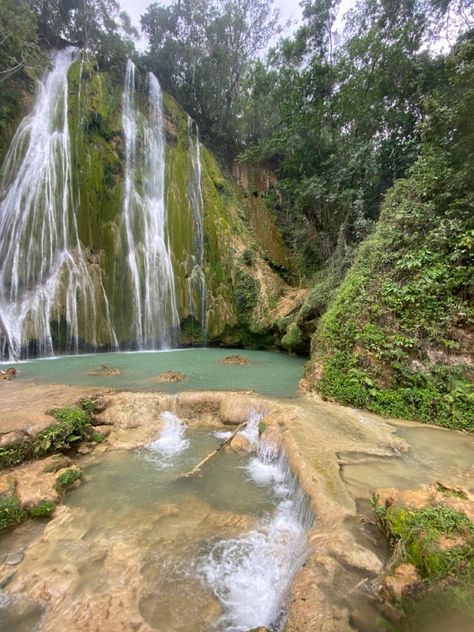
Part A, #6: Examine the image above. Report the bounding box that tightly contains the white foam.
[237,409,263,447]
[213,430,233,440]
[199,443,313,631]
[143,412,189,464]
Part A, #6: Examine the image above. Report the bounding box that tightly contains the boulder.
[223,355,250,365]
[156,371,186,383]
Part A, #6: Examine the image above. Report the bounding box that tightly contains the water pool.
[3,348,306,398]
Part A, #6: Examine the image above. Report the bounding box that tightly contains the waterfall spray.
[187,117,207,341]
[0,48,118,360]
[121,61,179,349]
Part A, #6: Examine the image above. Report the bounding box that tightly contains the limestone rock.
[329,542,384,575]
[219,397,261,425]
[229,434,252,452]
[382,563,422,601]
[156,371,186,383]
[0,430,28,448]
[223,355,250,365]
[0,367,17,380]
[88,365,121,377]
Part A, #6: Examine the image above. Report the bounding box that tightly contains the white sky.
[119,0,356,49]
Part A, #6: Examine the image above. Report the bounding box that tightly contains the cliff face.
[0,52,292,354]
[302,39,474,431]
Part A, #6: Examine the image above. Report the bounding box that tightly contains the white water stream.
[0,48,117,360]
[199,418,314,631]
[121,61,179,350]
[143,411,190,465]
[187,117,207,339]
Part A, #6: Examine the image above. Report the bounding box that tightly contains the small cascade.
[0,48,117,360]
[121,61,179,350]
[199,421,314,631]
[187,117,207,340]
[143,411,190,466]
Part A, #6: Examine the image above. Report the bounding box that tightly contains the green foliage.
[309,36,474,430]
[90,431,106,444]
[281,323,303,352]
[0,0,43,162]
[0,495,24,530]
[374,497,474,628]
[141,0,280,158]
[28,500,56,518]
[0,406,92,469]
[234,268,258,317]
[56,468,82,490]
[381,503,474,580]
[242,249,254,265]
[29,0,137,75]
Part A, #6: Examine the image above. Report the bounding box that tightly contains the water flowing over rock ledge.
[1,385,473,631]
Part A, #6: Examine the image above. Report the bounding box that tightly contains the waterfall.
[0,48,118,360]
[187,117,207,340]
[199,434,314,631]
[121,60,179,349]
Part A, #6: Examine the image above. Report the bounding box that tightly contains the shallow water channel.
[0,414,313,632]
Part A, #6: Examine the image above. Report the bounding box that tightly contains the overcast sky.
[119,1,355,49]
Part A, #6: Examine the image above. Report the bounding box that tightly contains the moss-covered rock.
[374,484,474,630]
[0,494,25,530]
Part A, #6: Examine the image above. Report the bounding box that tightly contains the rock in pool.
[156,371,186,383]
[222,355,250,365]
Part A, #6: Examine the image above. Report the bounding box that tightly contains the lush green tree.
[29,1,137,72]
[141,0,280,155]
[0,0,43,162]
[240,0,466,274]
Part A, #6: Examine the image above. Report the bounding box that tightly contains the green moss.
[234,268,258,318]
[0,407,91,470]
[309,144,474,430]
[381,504,474,581]
[56,468,82,490]
[28,500,56,518]
[281,322,303,352]
[374,498,474,629]
[0,494,24,530]
[90,431,106,444]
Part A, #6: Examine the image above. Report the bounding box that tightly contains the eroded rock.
[223,355,251,365]
[382,563,422,601]
[228,434,252,452]
[0,367,17,380]
[156,371,186,383]
[87,365,121,377]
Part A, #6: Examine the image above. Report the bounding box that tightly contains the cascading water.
[0,52,206,359]
[121,61,179,349]
[187,117,207,340]
[143,411,190,465]
[199,413,314,631]
[0,48,118,360]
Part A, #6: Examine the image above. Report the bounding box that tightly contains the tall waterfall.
[121,60,179,349]
[0,48,117,360]
[187,117,207,339]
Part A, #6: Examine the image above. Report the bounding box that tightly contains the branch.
[177,421,247,479]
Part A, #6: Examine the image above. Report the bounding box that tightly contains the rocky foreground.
[0,378,473,631]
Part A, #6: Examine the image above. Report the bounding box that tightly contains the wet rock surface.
[223,355,251,365]
[0,384,473,631]
[0,367,17,380]
[88,365,121,376]
[155,370,186,382]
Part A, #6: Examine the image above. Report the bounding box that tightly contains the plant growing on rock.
[28,500,56,518]
[0,494,24,530]
[56,468,82,491]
